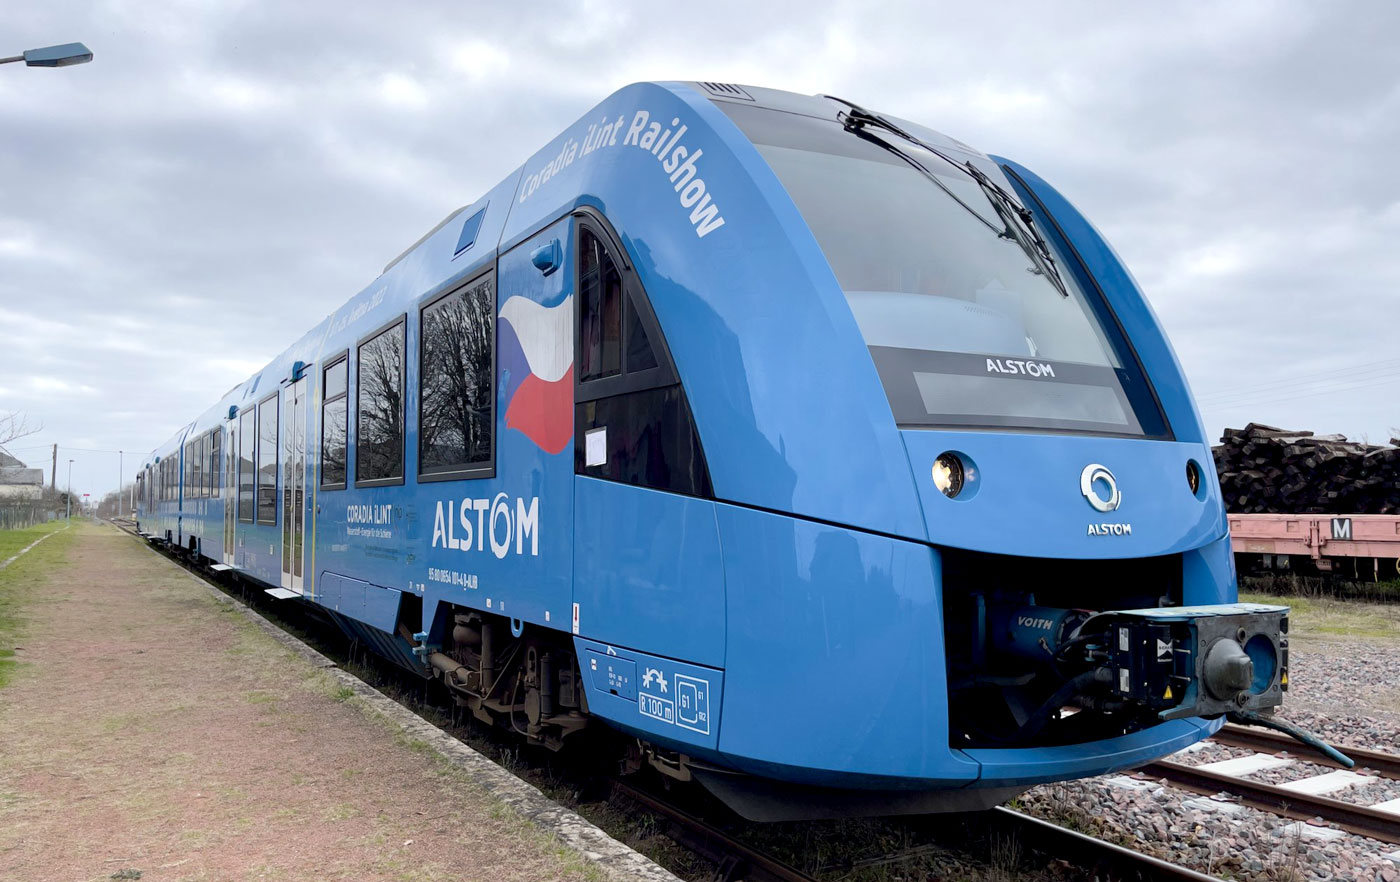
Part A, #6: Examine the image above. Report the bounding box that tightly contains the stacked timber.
[1212,424,1400,514]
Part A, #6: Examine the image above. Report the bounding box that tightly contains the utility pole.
[51,443,57,490]
[118,450,122,518]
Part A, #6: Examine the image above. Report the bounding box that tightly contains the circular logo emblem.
[1080,463,1122,512]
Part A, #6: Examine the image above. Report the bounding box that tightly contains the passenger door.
[223,419,237,565]
[280,376,308,592]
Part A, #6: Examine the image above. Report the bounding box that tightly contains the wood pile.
[1212,424,1400,514]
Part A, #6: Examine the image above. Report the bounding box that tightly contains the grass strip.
[0,520,75,689]
[0,518,68,562]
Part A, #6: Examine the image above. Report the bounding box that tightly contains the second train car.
[137,82,1292,820]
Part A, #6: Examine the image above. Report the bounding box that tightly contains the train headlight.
[1186,460,1202,496]
[932,453,964,498]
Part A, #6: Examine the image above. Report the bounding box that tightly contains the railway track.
[110,519,1229,882]
[1129,723,1400,846]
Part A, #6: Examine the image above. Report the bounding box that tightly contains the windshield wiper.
[822,95,1070,298]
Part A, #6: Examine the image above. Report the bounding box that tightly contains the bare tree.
[0,410,41,450]
[421,275,493,470]
[358,323,405,479]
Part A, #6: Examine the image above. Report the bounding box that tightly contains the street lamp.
[66,458,74,519]
[0,42,93,68]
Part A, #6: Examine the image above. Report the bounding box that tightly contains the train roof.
[144,82,1008,538]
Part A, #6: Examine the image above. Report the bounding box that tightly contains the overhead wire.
[1194,356,1400,405]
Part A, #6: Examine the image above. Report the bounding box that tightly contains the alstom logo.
[1088,523,1132,536]
[431,494,539,559]
[987,358,1055,378]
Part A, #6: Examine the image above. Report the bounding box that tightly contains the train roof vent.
[697,82,754,101]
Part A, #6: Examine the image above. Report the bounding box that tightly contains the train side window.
[356,319,406,485]
[193,437,204,499]
[209,430,220,497]
[238,409,255,522]
[419,272,494,481]
[257,394,278,524]
[321,355,348,489]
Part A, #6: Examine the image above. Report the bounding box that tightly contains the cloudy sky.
[1,1,1397,499]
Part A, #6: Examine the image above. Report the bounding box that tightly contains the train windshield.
[723,103,1169,439]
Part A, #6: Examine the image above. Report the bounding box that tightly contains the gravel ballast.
[1021,632,1400,881]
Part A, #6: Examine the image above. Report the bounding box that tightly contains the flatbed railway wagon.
[1231,512,1400,580]
[137,81,1300,820]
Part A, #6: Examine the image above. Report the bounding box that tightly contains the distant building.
[0,450,44,500]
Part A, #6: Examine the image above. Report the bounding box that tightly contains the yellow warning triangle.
[1163,685,1173,700]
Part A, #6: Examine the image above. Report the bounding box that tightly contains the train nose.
[899,429,1224,559]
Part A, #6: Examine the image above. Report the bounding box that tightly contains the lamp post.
[0,42,93,68]
[66,458,74,519]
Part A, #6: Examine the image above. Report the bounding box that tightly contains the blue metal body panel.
[413,212,574,638]
[318,571,404,634]
[133,81,1255,801]
[713,503,980,786]
[575,636,723,753]
[572,477,726,668]
[966,718,1221,787]
[1181,534,1236,604]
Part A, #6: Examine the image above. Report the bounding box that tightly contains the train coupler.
[1074,602,1289,722]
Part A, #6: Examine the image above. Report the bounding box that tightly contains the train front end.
[666,85,1291,819]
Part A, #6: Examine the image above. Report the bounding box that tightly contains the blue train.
[137,82,1292,820]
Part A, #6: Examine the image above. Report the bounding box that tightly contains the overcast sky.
[2,1,1397,500]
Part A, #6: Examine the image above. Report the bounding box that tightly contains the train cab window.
[573,217,710,497]
[356,319,405,485]
[257,395,278,524]
[625,297,658,372]
[321,356,348,488]
[579,229,623,381]
[238,409,255,522]
[419,272,494,481]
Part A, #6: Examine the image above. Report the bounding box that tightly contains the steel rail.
[1142,759,1400,845]
[607,778,819,882]
[984,807,1223,882]
[1213,724,1400,779]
